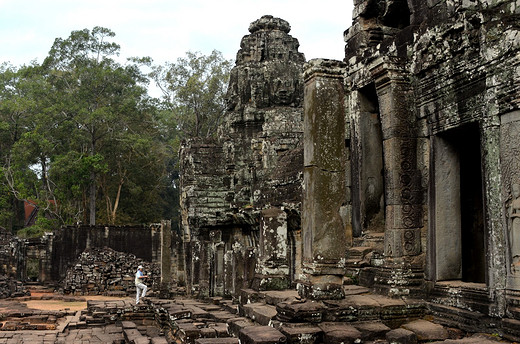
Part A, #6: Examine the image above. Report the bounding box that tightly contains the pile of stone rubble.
[61,246,160,296]
[0,274,29,299]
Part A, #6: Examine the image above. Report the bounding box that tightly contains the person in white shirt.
[135,265,148,304]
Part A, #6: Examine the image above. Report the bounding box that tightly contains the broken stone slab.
[241,303,278,325]
[343,285,370,296]
[239,325,287,344]
[322,299,359,322]
[122,321,138,329]
[124,328,150,344]
[186,305,210,319]
[401,319,449,342]
[386,328,418,344]
[381,298,425,328]
[276,300,326,323]
[208,323,229,337]
[151,337,169,344]
[200,328,217,338]
[262,290,299,306]
[227,317,255,337]
[163,305,191,321]
[208,311,238,322]
[318,322,362,344]
[195,338,240,344]
[177,322,201,344]
[240,289,263,305]
[279,323,322,344]
[353,321,391,341]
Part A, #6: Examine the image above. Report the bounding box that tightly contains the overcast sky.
[1,0,354,68]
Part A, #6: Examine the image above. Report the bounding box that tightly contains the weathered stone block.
[239,326,287,344]
[279,323,322,344]
[318,322,362,344]
[386,328,418,344]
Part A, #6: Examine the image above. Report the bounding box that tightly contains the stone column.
[299,59,349,300]
[371,58,422,259]
[253,207,290,290]
[160,220,172,298]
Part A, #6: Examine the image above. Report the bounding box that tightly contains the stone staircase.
[55,286,517,344]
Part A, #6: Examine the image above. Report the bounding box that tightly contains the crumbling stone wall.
[61,247,159,296]
[0,275,28,299]
[51,224,161,282]
[180,15,305,298]
[0,227,24,279]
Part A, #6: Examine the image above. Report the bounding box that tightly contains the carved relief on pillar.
[500,111,520,277]
[509,183,520,271]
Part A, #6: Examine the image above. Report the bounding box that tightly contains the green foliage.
[0,29,231,229]
[17,216,57,239]
[150,50,233,138]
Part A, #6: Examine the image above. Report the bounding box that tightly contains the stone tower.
[179,15,305,297]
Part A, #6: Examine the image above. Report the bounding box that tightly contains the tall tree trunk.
[89,171,96,225]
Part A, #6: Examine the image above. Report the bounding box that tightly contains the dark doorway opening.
[434,122,486,283]
[352,83,385,237]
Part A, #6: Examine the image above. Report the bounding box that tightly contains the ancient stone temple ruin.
[179,0,520,336]
[179,15,305,298]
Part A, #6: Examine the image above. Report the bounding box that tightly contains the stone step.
[262,290,299,306]
[319,322,362,344]
[196,338,239,344]
[227,317,255,338]
[401,319,449,342]
[352,321,391,341]
[241,303,278,326]
[279,323,322,344]
[348,246,374,259]
[239,325,287,344]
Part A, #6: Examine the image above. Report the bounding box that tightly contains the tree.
[150,50,233,139]
[41,26,154,225]
[1,27,170,230]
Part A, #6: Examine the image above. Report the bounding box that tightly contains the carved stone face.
[513,184,520,198]
[272,78,295,105]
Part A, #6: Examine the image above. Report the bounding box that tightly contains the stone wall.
[336,0,520,316]
[0,227,24,279]
[0,275,28,299]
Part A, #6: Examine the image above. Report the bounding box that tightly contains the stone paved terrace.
[0,285,515,343]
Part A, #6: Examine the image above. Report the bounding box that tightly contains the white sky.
[1,0,353,64]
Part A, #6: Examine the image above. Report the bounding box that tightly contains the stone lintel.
[303,59,346,83]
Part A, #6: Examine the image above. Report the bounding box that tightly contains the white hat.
[138,265,143,269]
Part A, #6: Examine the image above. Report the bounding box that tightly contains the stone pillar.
[160,220,172,298]
[371,58,422,259]
[299,59,349,300]
[253,207,290,290]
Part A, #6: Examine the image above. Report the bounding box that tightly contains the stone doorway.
[432,122,486,283]
[352,83,385,237]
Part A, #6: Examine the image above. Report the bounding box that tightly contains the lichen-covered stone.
[179,15,304,298]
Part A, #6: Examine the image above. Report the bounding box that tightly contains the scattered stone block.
[353,321,391,341]
[276,300,326,323]
[280,323,322,344]
[227,317,255,337]
[386,328,418,344]
[239,326,287,344]
[242,303,277,325]
[401,320,449,342]
[318,322,362,344]
[195,338,239,344]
